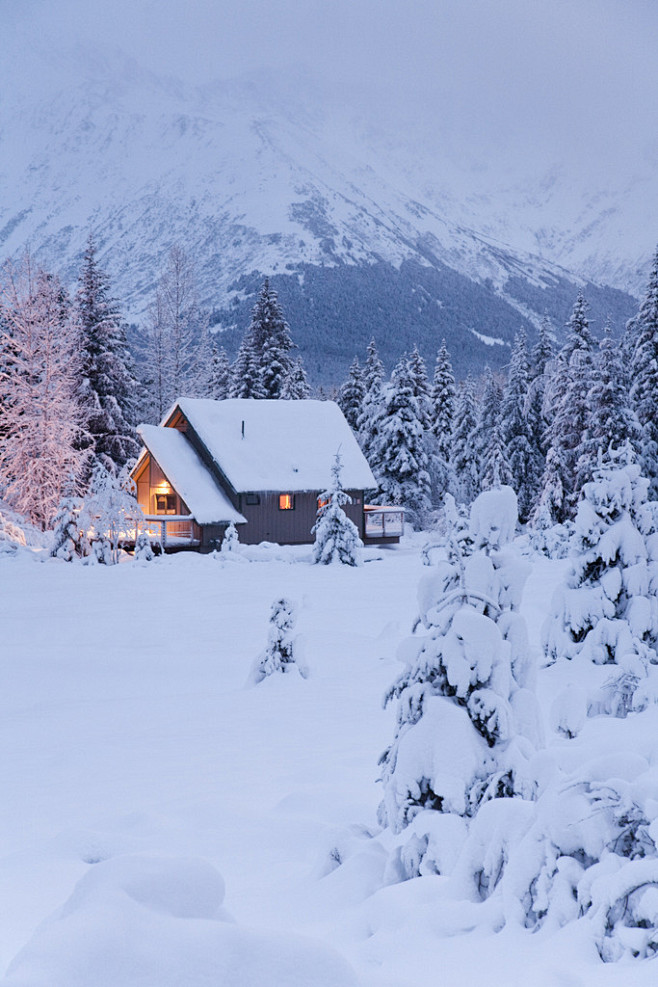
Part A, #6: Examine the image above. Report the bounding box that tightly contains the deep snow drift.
[3,522,658,985]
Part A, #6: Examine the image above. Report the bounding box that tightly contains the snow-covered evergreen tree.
[369,356,432,527]
[312,452,362,566]
[250,598,305,683]
[544,447,658,715]
[474,369,506,492]
[228,330,265,399]
[337,357,365,431]
[356,338,385,469]
[525,315,554,489]
[51,489,85,561]
[220,521,241,556]
[229,278,296,400]
[379,486,540,882]
[206,339,230,400]
[407,346,431,430]
[133,530,154,561]
[581,320,642,473]
[451,375,479,505]
[628,247,658,498]
[76,234,140,471]
[537,294,596,520]
[280,356,310,399]
[430,340,455,460]
[501,330,542,521]
[0,257,89,529]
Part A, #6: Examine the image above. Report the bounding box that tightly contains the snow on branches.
[312,452,362,566]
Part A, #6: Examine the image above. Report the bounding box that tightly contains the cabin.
[131,398,404,550]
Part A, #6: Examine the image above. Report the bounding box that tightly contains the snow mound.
[3,854,358,987]
[469,486,518,551]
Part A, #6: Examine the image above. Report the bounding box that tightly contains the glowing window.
[155,493,177,514]
[279,493,294,510]
[317,497,329,510]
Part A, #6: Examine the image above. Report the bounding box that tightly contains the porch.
[363,505,405,542]
[142,514,200,549]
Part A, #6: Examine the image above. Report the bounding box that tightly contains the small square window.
[155,493,177,514]
[245,493,260,506]
[317,497,329,510]
[279,493,294,510]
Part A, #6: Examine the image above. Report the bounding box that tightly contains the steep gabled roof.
[170,398,377,493]
[138,424,246,525]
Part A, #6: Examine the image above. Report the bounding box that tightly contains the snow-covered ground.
[1,535,656,985]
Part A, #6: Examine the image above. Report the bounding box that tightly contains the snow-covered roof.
[169,398,377,493]
[137,425,246,526]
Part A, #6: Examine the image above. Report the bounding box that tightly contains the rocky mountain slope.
[0,49,646,380]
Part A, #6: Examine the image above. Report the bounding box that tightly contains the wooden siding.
[236,490,364,545]
[134,452,189,518]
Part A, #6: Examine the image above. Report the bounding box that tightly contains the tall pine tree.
[628,247,658,498]
[357,338,385,470]
[370,356,431,527]
[539,293,595,519]
[337,357,366,430]
[451,375,479,504]
[501,330,541,521]
[76,234,139,470]
[230,278,296,399]
[430,340,455,461]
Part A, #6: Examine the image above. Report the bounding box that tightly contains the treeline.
[0,241,311,530]
[1,231,657,540]
[334,247,658,529]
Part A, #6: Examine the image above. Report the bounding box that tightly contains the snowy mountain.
[0,45,647,379]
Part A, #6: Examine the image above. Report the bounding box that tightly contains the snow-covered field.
[1,535,656,985]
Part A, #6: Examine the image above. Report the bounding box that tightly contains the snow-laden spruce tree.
[228,330,265,399]
[628,247,658,498]
[250,598,306,684]
[312,452,362,566]
[539,293,596,519]
[451,374,479,504]
[337,357,365,431]
[229,278,296,400]
[206,339,230,400]
[379,486,541,884]
[51,489,85,561]
[356,338,385,470]
[427,340,456,497]
[544,445,658,716]
[76,233,140,472]
[475,369,513,493]
[280,356,310,399]
[216,521,246,562]
[501,330,542,521]
[369,356,432,527]
[407,346,432,430]
[580,320,642,476]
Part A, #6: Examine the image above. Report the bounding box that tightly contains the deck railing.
[142,515,198,547]
[364,506,405,539]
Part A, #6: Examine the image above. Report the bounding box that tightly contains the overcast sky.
[5,0,658,184]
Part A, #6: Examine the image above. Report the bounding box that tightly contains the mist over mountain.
[2,1,656,381]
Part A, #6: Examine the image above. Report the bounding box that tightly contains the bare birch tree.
[0,256,88,529]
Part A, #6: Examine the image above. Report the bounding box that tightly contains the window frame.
[278,493,295,511]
